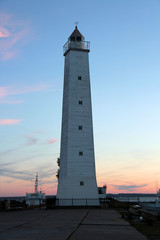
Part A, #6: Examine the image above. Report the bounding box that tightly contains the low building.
[98,186,107,199]
[26,192,45,206]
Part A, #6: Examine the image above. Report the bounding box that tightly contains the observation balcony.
[63,40,90,56]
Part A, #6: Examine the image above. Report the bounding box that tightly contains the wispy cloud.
[0,168,35,181]
[0,85,50,98]
[112,184,148,191]
[0,84,52,104]
[47,138,57,144]
[2,51,17,61]
[0,13,30,60]
[0,148,16,157]
[0,99,23,104]
[0,165,57,182]
[0,133,57,159]
[0,119,23,126]
[0,27,10,37]
[0,154,44,167]
[24,135,38,145]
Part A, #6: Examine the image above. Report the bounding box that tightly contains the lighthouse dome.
[63,27,90,56]
[69,26,85,42]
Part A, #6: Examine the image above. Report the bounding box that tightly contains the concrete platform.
[0,209,147,240]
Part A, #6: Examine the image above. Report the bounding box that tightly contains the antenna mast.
[35,173,38,193]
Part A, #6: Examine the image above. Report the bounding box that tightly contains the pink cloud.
[0,27,10,37]
[1,51,17,61]
[47,138,57,144]
[0,85,51,98]
[0,119,23,126]
[0,14,11,26]
[0,13,30,60]
[0,85,52,104]
[0,86,8,97]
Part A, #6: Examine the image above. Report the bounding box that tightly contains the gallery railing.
[63,40,90,55]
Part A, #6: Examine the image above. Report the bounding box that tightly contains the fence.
[56,198,100,207]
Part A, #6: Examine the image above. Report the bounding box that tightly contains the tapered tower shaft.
[57,27,99,206]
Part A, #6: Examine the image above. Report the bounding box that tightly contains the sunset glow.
[0,0,160,197]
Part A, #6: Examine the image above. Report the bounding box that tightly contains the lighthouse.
[57,26,99,206]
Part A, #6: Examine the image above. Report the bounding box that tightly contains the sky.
[0,0,160,196]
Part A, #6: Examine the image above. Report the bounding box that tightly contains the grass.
[130,221,160,240]
[108,199,160,240]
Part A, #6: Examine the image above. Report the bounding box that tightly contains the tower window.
[78,76,82,80]
[76,36,81,41]
[71,36,75,41]
[78,126,82,130]
[80,181,84,186]
[79,100,83,105]
[79,151,83,156]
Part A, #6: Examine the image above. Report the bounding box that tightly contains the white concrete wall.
[57,49,99,205]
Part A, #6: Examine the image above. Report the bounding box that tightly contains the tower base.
[57,176,99,206]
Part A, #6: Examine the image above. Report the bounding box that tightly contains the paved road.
[0,209,147,240]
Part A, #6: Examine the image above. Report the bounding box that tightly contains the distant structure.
[140,189,160,210]
[26,173,45,206]
[98,185,107,199]
[56,26,99,206]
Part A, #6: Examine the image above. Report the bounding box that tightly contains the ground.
[0,208,147,240]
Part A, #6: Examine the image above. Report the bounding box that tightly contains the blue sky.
[0,0,160,196]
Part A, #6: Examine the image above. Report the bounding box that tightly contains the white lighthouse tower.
[57,26,99,206]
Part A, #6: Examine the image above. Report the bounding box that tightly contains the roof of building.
[69,26,84,39]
